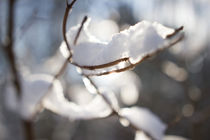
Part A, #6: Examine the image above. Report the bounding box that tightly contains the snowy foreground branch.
[5,0,185,140]
[60,19,183,76]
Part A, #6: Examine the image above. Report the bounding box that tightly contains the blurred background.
[0,0,210,139]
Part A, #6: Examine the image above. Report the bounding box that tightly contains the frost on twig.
[60,19,184,76]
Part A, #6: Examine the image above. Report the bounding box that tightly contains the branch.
[82,75,155,139]
[31,56,70,120]
[83,33,184,76]
[67,11,155,140]
[68,28,184,76]
[3,0,34,140]
[4,0,21,96]
[61,2,183,139]
[54,57,70,80]
[37,4,84,105]
[22,121,34,140]
[71,57,129,70]
[62,0,78,58]
[166,26,184,39]
[73,15,88,45]
[34,1,79,113]
[38,0,81,103]
[84,75,118,113]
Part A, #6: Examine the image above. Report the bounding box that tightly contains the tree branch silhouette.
[3,0,34,140]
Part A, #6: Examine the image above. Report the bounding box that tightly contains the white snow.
[5,73,118,121]
[43,87,119,120]
[91,71,141,105]
[62,20,178,64]
[119,107,167,140]
[5,74,53,120]
[60,19,182,76]
[135,131,151,140]
[163,135,189,140]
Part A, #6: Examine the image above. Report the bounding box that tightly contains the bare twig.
[73,16,88,45]
[166,26,184,39]
[62,0,77,58]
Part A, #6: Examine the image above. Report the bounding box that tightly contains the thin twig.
[166,26,184,39]
[73,16,88,45]
[32,56,70,119]
[71,57,130,70]
[54,56,70,80]
[62,0,77,58]
[84,75,118,113]
[70,15,119,113]
[82,75,155,140]
[71,16,119,113]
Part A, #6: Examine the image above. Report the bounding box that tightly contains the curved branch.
[71,57,129,70]
[69,26,184,71]
[62,0,78,58]
[84,33,184,76]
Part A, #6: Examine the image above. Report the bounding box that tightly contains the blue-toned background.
[1,0,210,139]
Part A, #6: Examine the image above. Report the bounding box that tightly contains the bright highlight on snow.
[120,107,167,140]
